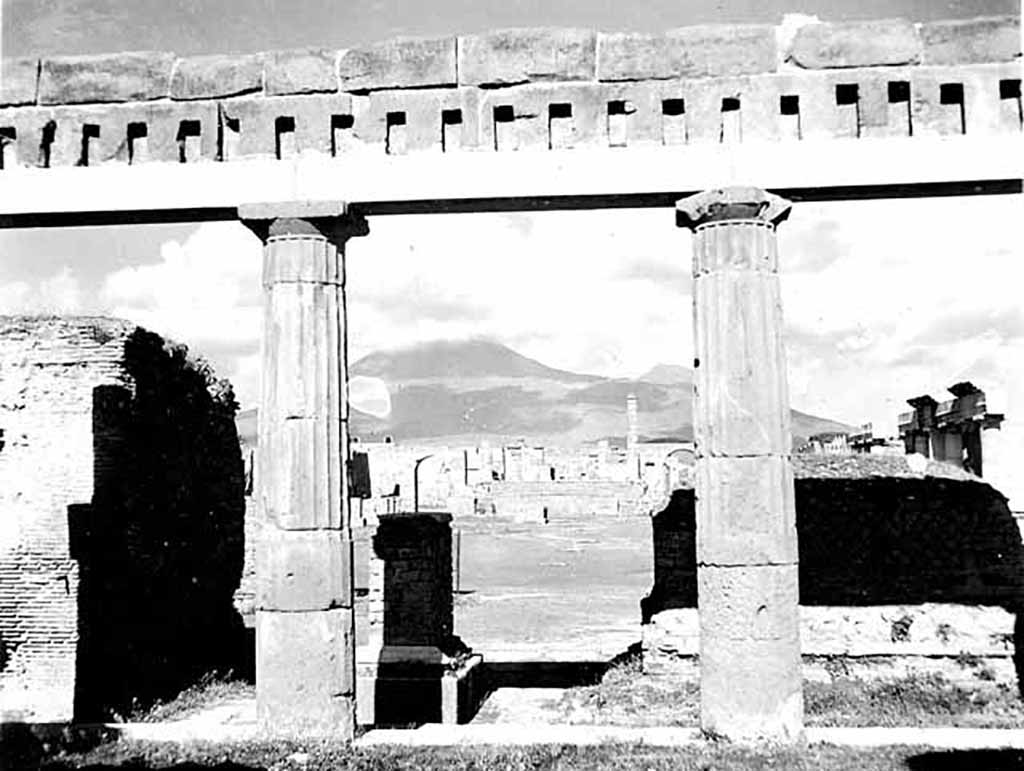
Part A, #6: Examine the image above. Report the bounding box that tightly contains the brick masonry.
[0,16,1018,166]
[0,316,246,722]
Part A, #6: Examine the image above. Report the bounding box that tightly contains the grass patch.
[550,653,1024,729]
[26,736,1007,771]
[128,672,254,723]
[806,674,1024,728]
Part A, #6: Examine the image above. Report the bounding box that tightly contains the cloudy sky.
[1,1,1021,454]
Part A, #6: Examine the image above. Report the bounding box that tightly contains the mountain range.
[237,339,852,448]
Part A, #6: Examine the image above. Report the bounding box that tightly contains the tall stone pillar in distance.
[626,392,640,478]
[676,187,802,742]
[241,201,369,739]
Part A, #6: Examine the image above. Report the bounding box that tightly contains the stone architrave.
[676,187,802,743]
[240,201,368,739]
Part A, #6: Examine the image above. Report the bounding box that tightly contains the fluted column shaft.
[241,202,368,739]
[676,188,802,743]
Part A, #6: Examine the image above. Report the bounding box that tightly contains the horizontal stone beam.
[0,16,1018,106]
[0,62,1018,169]
[0,134,1018,227]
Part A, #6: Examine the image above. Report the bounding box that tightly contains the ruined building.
[898,381,1004,476]
[0,317,247,722]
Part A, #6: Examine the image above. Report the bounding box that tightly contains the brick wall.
[0,317,133,722]
[369,512,455,652]
[0,316,246,722]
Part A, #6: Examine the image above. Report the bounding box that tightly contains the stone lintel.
[170,53,264,100]
[39,52,176,105]
[240,201,369,243]
[676,187,792,230]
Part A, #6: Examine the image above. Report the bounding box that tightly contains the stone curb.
[354,724,1024,748]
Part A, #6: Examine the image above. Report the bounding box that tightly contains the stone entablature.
[0,17,1018,169]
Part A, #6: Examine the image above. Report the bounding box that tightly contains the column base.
[256,609,355,738]
[356,646,484,726]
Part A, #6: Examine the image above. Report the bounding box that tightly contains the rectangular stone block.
[598,25,776,82]
[266,49,338,96]
[921,16,1020,65]
[220,94,348,158]
[961,64,1017,137]
[359,87,482,154]
[459,29,597,87]
[788,20,921,69]
[700,634,803,742]
[39,52,176,105]
[699,562,799,643]
[256,608,355,737]
[693,271,791,457]
[171,54,263,100]
[42,101,218,166]
[1,58,40,107]
[696,456,797,566]
[477,83,609,152]
[256,529,353,611]
[339,37,456,92]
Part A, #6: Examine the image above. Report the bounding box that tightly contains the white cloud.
[100,221,264,404]
[0,267,83,314]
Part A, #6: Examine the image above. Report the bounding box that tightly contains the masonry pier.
[676,188,802,742]
[241,202,368,739]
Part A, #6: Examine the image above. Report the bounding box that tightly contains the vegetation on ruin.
[128,672,253,723]
[550,653,1024,729]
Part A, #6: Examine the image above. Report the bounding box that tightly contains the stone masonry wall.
[642,455,1024,686]
[0,16,1019,169]
[0,317,247,722]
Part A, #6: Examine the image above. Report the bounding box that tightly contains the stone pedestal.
[676,187,802,742]
[241,201,368,739]
[356,511,482,725]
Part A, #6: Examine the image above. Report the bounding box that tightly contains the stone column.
[676,187,802,742]
[240,201,368,739]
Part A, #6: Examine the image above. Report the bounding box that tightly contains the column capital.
[239,200,369,244]
[675,187,792,231]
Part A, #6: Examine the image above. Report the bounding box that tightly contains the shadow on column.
[642,474,1024,695]
[70,329,251,721]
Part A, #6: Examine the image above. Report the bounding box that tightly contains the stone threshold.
[355,724,1024,749]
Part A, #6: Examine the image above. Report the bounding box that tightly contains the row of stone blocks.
[1,17,1019,107]
[0,61,1019,168]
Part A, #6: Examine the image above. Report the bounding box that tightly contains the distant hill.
[638,363,693,386]
[238,340,853,448]
[352,338,601,383]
